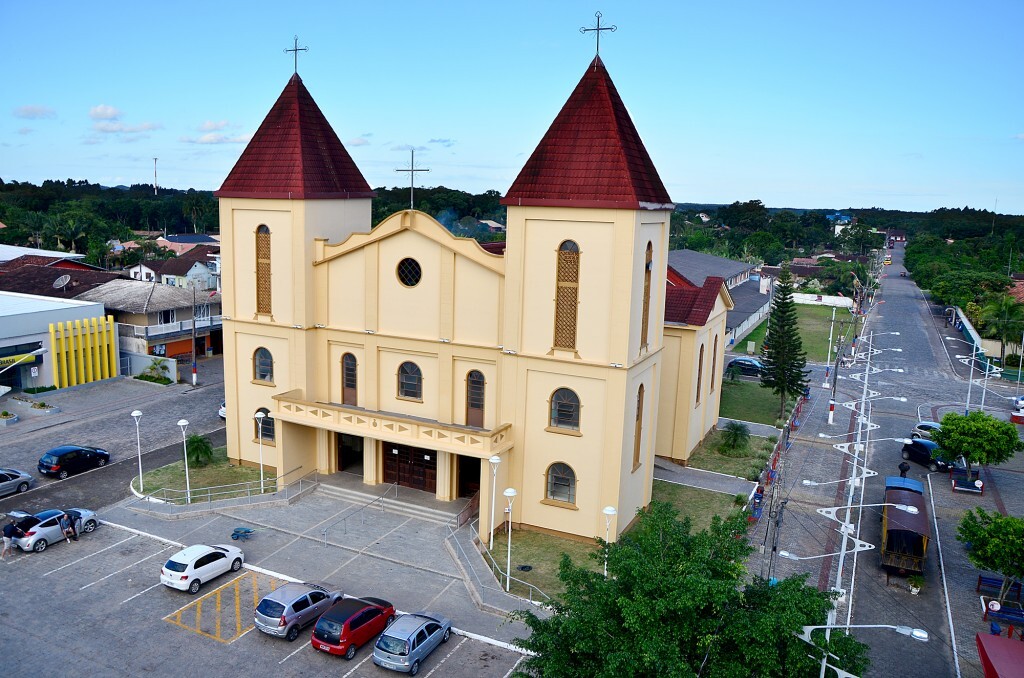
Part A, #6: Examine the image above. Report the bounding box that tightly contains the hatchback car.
[373,612,451,675]
[901,439,950,473]
[254,582,344,641]
[726,357,764,377]
[910,421,941,440]
[0,468,33,497]
[9,508,99,552]
[38,445,109,479]
[160,544,244,594]
[312,597,396,659]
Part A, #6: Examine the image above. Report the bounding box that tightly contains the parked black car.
[900,439,949,473]
[726,357,765,377]
[38,445,109,479]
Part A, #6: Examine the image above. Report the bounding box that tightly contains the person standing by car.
[2,518,24,559]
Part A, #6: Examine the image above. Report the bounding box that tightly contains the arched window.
[710,335,719,394]
[549,388,581,430]
[466,370,485,428]
[255,407,275,442]
[641,242,653,348]
[553,240,580,350]
[398,362,423,400]
[253,347,274,383]
[342,353,357,406]
[546,463,577,504]
[633,385,644,470]
[696,344,705,406]
[256,225,271,314]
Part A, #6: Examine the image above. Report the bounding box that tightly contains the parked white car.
[161,544,244,594]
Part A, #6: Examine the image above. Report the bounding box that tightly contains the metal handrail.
[132,468,318,514]
[321,483,398,546]
[445,515,551,606]
[149,464,305,505]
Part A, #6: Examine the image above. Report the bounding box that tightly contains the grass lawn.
[794,304,846,363]
[737,319,768,354]
[652,480,743,533]
[719,380,793,426]
[487,529,600,602]
[684,429,775,480]
[134,446,270,502]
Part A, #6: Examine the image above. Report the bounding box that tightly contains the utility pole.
[191,284,198,387]
[153,158,158,196]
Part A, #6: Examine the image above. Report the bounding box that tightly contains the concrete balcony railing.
[120,315,223,339]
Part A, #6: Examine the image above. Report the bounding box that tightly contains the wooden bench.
[977,576,1023,602]
[984,604,1024,625]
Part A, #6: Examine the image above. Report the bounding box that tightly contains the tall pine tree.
[761,264,810,419]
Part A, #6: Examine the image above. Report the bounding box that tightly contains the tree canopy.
[957,507,1024,604]
[760,264,810,419]
[932,411,1023,474]
[511,502,868,678]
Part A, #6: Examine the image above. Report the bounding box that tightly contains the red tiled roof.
[664,276,725,326]
[479,241,507,255]
[502,56,672,210]
[0,254,100,273]
[215,74,374,200]
[0,264,126,299]
[1010,281,1024,304]
[666,264,696,288]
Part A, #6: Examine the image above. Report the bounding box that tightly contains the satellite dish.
[52,274,72,290]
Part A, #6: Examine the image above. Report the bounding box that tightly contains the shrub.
[0,411,11,418]
[24,385,57,394]
[733,493,748,506]
[186,434,215,467]
[719,421,751,456]
[1005,354,1021,368]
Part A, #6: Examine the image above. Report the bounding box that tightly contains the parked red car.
[311,597,396,660]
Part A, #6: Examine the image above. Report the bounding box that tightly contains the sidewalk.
[653,458,755,498]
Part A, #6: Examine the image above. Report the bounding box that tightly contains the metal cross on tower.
[284,35,308,74]
[395,149,430,210]
[580,11,616,55]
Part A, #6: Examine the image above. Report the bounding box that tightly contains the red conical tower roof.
[215,74,375,200]
[502,56,672,210]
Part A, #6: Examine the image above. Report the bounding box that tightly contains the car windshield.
[164,559,188,572]
[40,455,57,465]
[376,634,409,656]
[313,617,342,643]
[256,599,285,617]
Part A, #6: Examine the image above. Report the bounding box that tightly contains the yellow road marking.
[163,571,285,644]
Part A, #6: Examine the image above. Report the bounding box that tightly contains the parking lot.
[1,521,524,678]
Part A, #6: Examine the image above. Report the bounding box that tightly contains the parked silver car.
[9,508,98,552]
[0,468,33,497]
[910,421,941,440]
[373,612,451,675]
[254,582,343,641]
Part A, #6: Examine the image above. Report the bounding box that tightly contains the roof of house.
[667,249,754,288]
[74,279,221,313]
[501,56,672,211]
[215,74,374,200]
[163,234,219,245]
[664,276,727,326]
[0,243,86,263]
[178,244,219,261]
[478,241,507,255]
[0,264,126,299]
[1010,281,1024,304]
[156,257,208,277]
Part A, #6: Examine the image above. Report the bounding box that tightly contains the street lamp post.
[778,535,875,561]
[254,412,266,494]
[503,487,517,592]
[795,624,928,678]
[602,505,617,577]
[947,337,977,415]
[177,419,191,504]
[131,410,143,494]
[488,455,501,550]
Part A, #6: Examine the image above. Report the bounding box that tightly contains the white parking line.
[424,636,467,677]
[277,639,311,664]
[503,655,525,678]
[341,652,374,677]
[175,516,221,542]
[42,535,137,576]
[423,578,458,612]
[80,545,173,591]
[121,582,163,604]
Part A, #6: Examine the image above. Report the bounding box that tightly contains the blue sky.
[3,1,1022,214]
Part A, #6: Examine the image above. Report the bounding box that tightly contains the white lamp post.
[254,412,266,494]
[503,487,517,592]
[131,410,143,494]
[177,419,191,504]
[488,455,501,550]
[946,337,977,414]
[602,505,617,577]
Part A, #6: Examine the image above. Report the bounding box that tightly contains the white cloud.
[428,138,455,148]
[89,104,122,120]
[93,121,163,134]
[199,120,230,132]
[17,127,33,135]
[180,132,252,144]
[348,137,371,147]
[13,105,56,119]
[1015,133,1024,141]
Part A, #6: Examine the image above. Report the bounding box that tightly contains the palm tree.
[720,421,751,455]
[980,294,1024,363]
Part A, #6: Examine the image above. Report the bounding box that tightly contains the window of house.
[255,407,275,441]
[254,347,274,383]
[633,384,644,470]
[549,388,580,430]
[696,344,705,406]
[641,241,652,348]
[398,362,422,400]
[256,225,272,314]
[342,353,357,406]
[553,240,580,350]
[466,370,485,427]
[711,335,718,393]
[546,463,577,504]
[194,304,210,321]
[396,258,422,287]
[158,309,176,325]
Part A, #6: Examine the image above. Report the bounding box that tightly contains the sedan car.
[312,596,396,659]
[910,421,941,440]
[218,401,227,420]
[726,357,764,377]
[9,508,99,552]
[0,468,33,497]
[254,582,344,641]
[38,445,109,479]
[901,439,950,473]
[373,612,451,675]
[160,544,244,594]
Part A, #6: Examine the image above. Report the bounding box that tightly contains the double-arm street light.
[955,352,1002,413]
[779,534,875,561]
[796,623,928,678]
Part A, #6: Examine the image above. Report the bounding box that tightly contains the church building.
[215,56,731,542]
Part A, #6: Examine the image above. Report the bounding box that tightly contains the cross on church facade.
[395,149,430,210]
[284,35,308,73]
[580,11,616,54]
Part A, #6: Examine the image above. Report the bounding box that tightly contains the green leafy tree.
[511,502,868,678]
[979,294,1024,362]
[957,507,1024,604]
[931,411,1024,476]
[760,264,810,419]
[185,434,215,467]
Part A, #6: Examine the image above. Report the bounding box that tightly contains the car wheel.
[33,539,47,553]
[58,470,68,480]
[16,482,29,493]
[928,462,939,472]
[345,644,356,660]
[83,520,97,533]
[410,661,420,676]
[901,451,911,460]
[911,433,920,439]
[97,458,107,467]
[188,579,202,594]
[442,627,450,643]
[386,615,395,626]
[231,558,242,572]
[286,625,300,642]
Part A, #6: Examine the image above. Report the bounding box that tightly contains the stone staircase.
[316,483,458,525]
